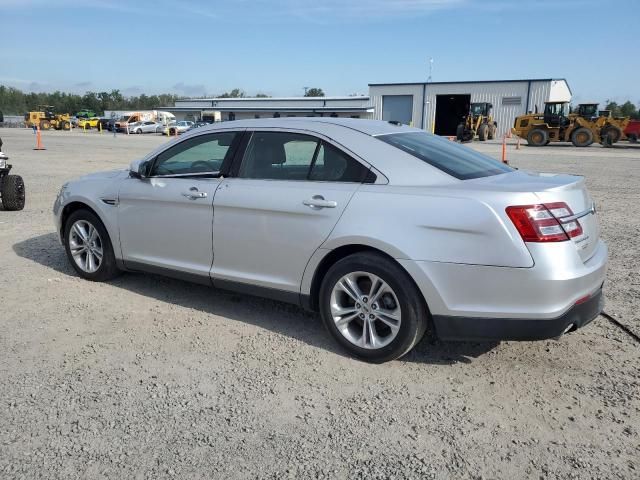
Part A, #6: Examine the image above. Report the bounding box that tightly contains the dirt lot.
[1,128,638,479]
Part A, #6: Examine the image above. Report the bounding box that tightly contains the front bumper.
[433,287,604,341]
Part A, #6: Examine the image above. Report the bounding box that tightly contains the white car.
[167,121,194,135]
[53,118,607,362]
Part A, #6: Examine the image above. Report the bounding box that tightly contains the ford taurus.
[53,118,607,362]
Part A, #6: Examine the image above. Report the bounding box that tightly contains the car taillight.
[506,202,583,242]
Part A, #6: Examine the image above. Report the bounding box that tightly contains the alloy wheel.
[68,220,103,273]
[330,271,402,349]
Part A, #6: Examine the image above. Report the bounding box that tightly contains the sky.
[1,0,638,104]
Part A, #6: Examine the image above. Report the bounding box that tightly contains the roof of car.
[196,117,419,137]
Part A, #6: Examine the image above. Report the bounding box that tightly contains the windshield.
[579,104,598,117]
[470,103,487,116]
[377,132,513,180]
[545,103,569,116]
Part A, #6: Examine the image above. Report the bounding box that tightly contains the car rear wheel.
[319,252,428,363]
[64,209,120,281]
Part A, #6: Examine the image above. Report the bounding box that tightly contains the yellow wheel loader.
[573,103,629,143]
[512,101,621,147]
[24,105,72,131]
[456,102,497,142]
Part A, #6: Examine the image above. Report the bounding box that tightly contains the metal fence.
[0,116,26,128]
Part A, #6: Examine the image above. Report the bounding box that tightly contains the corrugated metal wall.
[369,80,571,137]
[369,85,425,128]
[424,81,528,137]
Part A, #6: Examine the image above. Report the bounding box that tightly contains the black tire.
[629,133,638,143]
[601,125,622,144]
[527,128,548,146]
[61,121,70,131]
[319,252,429,363]
[571,127,594,147]
[1,174,25,211]
[136,128,142,134]
[488,123,497,140]
[456,124,465,141]
[478,123,489,141]
[63,209,121,281]
[40,120,51,130]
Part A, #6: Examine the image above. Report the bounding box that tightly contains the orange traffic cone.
[501,135,508,164]
[34,126,46,150]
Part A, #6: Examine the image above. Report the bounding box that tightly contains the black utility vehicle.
[0,139,26,211]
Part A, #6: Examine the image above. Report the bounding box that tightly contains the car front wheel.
[64,209,120,281]
[319,252,428,363]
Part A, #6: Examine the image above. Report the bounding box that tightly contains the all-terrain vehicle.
[0,140,26,211]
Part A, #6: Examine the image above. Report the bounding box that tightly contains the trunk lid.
[468,170,599,262]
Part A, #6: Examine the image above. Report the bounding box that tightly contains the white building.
[368,78,572,136]
[161,96,374,122]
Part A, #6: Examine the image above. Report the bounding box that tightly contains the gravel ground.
[0,128,638,479]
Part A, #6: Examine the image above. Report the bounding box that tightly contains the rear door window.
[239,132,318,180]
[238,131,372,183]
[377,132,512,180]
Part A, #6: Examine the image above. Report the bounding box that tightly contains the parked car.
[53,118,607,362]
[76,109,96,119]
[78,117,100,129]
[130,121,164,134]
[167,121,194,135]
[97,118,113,131]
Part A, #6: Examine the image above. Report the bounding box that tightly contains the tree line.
[0,85,326,116]
[603,100,640,119]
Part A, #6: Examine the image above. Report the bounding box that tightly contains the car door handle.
[303,195,337,209]
[182,188,208,200]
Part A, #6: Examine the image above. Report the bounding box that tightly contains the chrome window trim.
[240,126,389,185]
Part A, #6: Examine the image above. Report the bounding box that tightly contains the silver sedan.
[130,121,164,134]
[53,118,607,362]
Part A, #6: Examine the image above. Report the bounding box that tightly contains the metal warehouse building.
[162,96,373,122]
[369,78,572,137]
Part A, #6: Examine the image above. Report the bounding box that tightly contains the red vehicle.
[624,119,640,143]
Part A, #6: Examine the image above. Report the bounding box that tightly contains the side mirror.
[129,159,149,179]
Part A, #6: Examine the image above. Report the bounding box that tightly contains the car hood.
[72,169,130,183]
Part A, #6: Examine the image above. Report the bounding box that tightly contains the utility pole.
[303,87,309,96]
[424,57,433,131]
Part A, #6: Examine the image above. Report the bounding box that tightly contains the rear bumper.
[433,287,604,341]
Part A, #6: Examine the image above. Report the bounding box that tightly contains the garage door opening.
[382,95,413,126]
[434,94,470,136]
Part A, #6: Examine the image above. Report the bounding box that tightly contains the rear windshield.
[377,132,513,180]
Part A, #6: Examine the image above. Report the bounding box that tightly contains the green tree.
[218,88,245,98]
[619,101,637,119]
[604,100,620,117]
[304,87,325,97]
